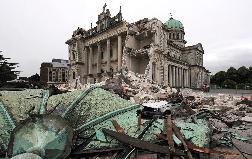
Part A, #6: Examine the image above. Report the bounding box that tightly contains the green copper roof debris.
[77,108,210,152]
[50,87,132,129]
[0,102,16,150]
[0,88,213,158]
[39,90,50,114]
[174,118,210,147]
[8,115,73,159]
[0,89,45,122]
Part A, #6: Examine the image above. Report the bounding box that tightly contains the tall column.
[88,46,93,75]
[182,69,184,88]
[97,43,101,74]
[179,67,182,87]
[185,69,188,87]
[188,69,190,87]
[177,67,180,87]
[164,63,168,86]
[184,69,187,87]
[117,35,122,71]
[185,69,189,87]
[106,38,111,72]
[169,65,172,87]
[84,47,88,75]
[172,66,176,87]
[174,67,176,87]
[176,67,179,87]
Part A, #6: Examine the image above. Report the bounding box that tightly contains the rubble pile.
[110,70,174,104]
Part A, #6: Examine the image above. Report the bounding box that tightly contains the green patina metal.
[58,87,132,130]
[0,89,44,122]
[0,88,212,158]
[83,106,145,150]
[0,101,16,150]
[164,17,184,29]
[173,134,181,145]
[62,86,98,117]
[9,115,73,159]
[39,90,49,114]
[10,153,43,159]
[0,101,16,129]
[75,104,140,132]
[78,107,211,152]
[174,118,210,147]
[95,129,107,142]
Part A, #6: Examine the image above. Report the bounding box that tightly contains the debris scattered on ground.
[1,72,252,158]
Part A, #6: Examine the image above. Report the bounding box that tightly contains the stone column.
[169,65,172,87]
[117,35,122,71]
[179,67,182,87]
[177,67,180,87]
[172,66,176,87]
[164,63,168,86]
[106,38,111,72]
[182,68,184,88]
[175,67,178,87]
[84,47,88,75]
[88,46,93,75]
[188,69,190,88]
[184,69,187,87]
[97,43,101,74]
[185,70,188,87]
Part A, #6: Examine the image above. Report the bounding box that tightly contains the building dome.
[165,17,184,29]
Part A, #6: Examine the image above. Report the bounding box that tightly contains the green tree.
[237,66,250,83]
[0,52,19,87]
[28,73,40,82]
[226,67,238,82]
[211,66,252,89]
[211,71,226,87]
[223,79,237,89]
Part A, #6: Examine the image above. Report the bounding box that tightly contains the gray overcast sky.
[1,0,252,77]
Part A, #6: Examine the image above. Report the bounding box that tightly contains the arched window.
[169,33,171,39]
[176,33,179,40]
[173,33,175,39]
[73,72,76,79]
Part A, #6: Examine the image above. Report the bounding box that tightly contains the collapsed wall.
[123,18,163,84]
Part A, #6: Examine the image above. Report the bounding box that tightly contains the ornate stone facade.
[66,4,210,89]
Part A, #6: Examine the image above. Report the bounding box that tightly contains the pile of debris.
[102,70,176,105]
[1,70,252,159]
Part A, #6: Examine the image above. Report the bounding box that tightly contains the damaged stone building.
[66,4,210,89]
